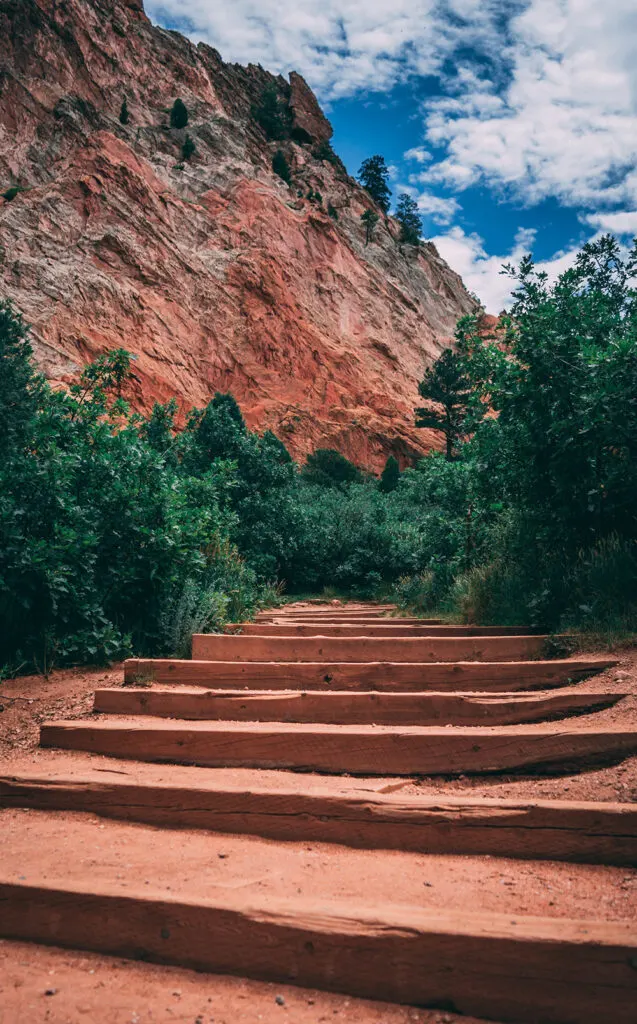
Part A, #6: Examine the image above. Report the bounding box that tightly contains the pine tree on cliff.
[379,455,400,492]
[119,98,130,125]
[361,209,379,245]
[357,156,391,214]
[395,193,422,245]
[170,98,189,129]
[253,84,291,141]
[272,150,292,185]
[415,349,474,461]
[182,134,196,161]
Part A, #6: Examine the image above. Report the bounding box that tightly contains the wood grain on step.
[39,719,637,775]
[2,771,636,863]
[124,658,617,691]
[191,634,550,663]
[1,881,635,1024]
[93,686,625,726]
[230,624,542,637]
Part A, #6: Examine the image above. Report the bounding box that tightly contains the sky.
[146,0,637,312]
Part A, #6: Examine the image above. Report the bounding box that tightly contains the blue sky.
[147,1,637,311]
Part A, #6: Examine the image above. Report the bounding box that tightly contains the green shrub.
[313,141,347,175]
[2,185,26,202]
[253,84,291,141]
[170,98,188,129]
[291,125,313,145]
[272,150,291,184]
[182,134,196,161]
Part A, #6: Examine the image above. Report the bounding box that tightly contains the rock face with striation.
[0,0,476,470]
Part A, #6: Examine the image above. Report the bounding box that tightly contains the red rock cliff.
[0,0,476,470]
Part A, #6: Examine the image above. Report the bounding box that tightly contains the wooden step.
[39,719,637,775]
[191,634,552,663]
[258,605,399,617]
[124,657,617,691]
[3,764,636,863]
[264,616,439,625]
[93,686,625,726]
[230,623,540,637]
[1,878,635,1024]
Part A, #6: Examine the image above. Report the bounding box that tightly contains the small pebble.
[275,995,285,1006]
[44,988,58,996]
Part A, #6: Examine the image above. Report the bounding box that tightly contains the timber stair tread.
[2,760,637,863]
[39,717,637,775]
[1,811,636,1024]
[124,656,618,691]
[93,685,626,725]
[191,633,553,662]
[229,623,544,636]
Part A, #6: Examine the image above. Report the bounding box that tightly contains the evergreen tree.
[415,349,474,460]
[119,98,130,125]
[182,134,196,161]
[0,300,43,457]
[253,84,291,141]
[357,155,391,214]
[272,149,291,184]
[302,449,362,489]
[379,455,400,493]
[395,193,422,245]
[361,209,379,245]
[170,98,189,129]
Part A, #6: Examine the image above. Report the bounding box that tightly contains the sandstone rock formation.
[0,0,476,470]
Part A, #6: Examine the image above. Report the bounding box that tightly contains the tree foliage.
[182,134,196,161]
[301,449,363,490]
[395,193,422,245]
[416,349,476,460]
[253,84,291,141]
[170,98,189,129]
[357,156,391,214]
[379,455,400,493]
[361,208,379,245]
[119,98,130,125]
[2,232,636,677]
[272,149,292,184]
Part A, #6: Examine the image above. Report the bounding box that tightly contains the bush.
[170,98,188,129]
[182,134,196,161]
[313,141,347,175]
[291,125,313,145]
[272,150,291,184]
[301,449,361,489]
[2,185,26,202]
[0,307,274,674]
[253,84,291,141]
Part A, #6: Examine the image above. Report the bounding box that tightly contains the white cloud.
[146,1,637,305]
[430,226,580,313]
[423,0,637,212]
[415,192,461,225]
[148,1,637,218]
[404,147,433,164]
[584,211,637,237]
[148,0,446,98]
